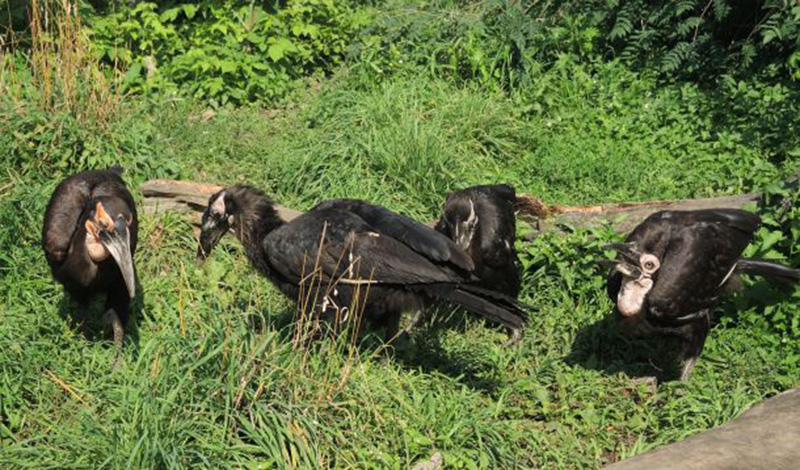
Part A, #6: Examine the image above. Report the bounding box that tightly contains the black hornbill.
[196,186,528,343]
[42,168,138,351]
[604,208,799,380]
[435,184,521,298]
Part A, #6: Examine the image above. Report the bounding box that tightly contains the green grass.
[1,61,800,469]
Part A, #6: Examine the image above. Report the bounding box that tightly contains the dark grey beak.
[100,216,136,299]
[196,223,227,265]
[604,242,641,264]
[602,243,642,277]
[455,223,472,250]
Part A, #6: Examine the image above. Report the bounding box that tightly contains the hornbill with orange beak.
[196,186,528,343]
[604,208,798,380]
[42,168,137,351]
[435,184,521,298]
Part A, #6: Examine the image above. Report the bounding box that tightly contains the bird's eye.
[645,261,654,270]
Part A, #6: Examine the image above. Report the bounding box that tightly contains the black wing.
[311,199,474,271]
[264,208,466,287]
[622,209,758,320]
[476,191,517,266]
[472,184,516,204]
[608,209,759,305]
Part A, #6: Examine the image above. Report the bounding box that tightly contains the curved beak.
[196,223,227,265]
[604,242,641,264]
[100,216,136,299]
[455,224,472,250]
[601,243,642,278]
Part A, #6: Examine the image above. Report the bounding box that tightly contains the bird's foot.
[632,376,658,395]
[401,310,424,337]
[503,328,522,347]
[411,452,442,470]
[679,357,697,381]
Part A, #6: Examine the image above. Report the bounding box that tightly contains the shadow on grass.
[565,311,686,383]
[55,276,145,358]
[391,309,505,394]
[568,281,799,382]
[249,300,505,393]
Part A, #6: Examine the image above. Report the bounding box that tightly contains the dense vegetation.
[1,1,799,468]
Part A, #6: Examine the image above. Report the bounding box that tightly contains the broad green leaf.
[268,37,297,62]
[124,62,143,83]
[182,4,198,19]
[160,7,180,22]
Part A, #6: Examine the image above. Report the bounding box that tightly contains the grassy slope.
[1,63,799,469]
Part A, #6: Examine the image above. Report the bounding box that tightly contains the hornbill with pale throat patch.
[435,184,521,298]
[603,208,799,380]
[42,168,138,353]
[196,186,529,344]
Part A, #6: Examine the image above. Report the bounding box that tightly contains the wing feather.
[312,199,474,271]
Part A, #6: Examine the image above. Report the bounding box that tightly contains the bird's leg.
[402,310,424,335]
[102,309,124,367]
[678,311,711,381]
[104,281,130,368]
[382,312,403,343]
[503,327,522,347]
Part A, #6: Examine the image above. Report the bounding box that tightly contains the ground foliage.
[1,0,800,469]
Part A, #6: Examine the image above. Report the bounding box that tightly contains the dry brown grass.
[1,0,122,123]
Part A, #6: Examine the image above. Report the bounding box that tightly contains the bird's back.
[621,209,760,322]
[42,169,135,269]
[440,186,520,296]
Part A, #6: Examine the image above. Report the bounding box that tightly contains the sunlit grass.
[2,61,800,469]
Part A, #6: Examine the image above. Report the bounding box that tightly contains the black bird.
[42,168,138,351]
[604,208,799,380]
[197,186,528,343]
[435,184,521,298]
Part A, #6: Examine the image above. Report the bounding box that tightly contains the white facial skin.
[617,253,660,317]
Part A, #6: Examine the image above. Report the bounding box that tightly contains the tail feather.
[736,259,800,283]
[420,283,530,330]
[108,165,124,176]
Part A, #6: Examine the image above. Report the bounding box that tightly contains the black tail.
[420,283,530,330]
[737,259,800,283]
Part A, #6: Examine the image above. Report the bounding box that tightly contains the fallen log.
[140,179,762,234]
[141,179,302,226]
[603,388,800,469]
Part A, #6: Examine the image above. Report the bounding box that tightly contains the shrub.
[82,0,367,105]
[586,0,800,81]
[0,0,173,178]
[347,0,599,91]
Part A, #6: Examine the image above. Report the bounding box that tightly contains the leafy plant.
[589,0,800,81]
[348,0,598,91]
[733,175,800,338]
[82,0,366,105]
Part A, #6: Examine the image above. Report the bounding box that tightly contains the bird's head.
[84,198,136,299]
[441,197,479,251]
[197,189,235,263]
[603,242,661,317]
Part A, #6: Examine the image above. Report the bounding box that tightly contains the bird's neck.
[233,199,284,274]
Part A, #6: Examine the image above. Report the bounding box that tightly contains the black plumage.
[197,186,528,342]
[435,184,521,298]
[604,208,799,380]
[42,168,138,350]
